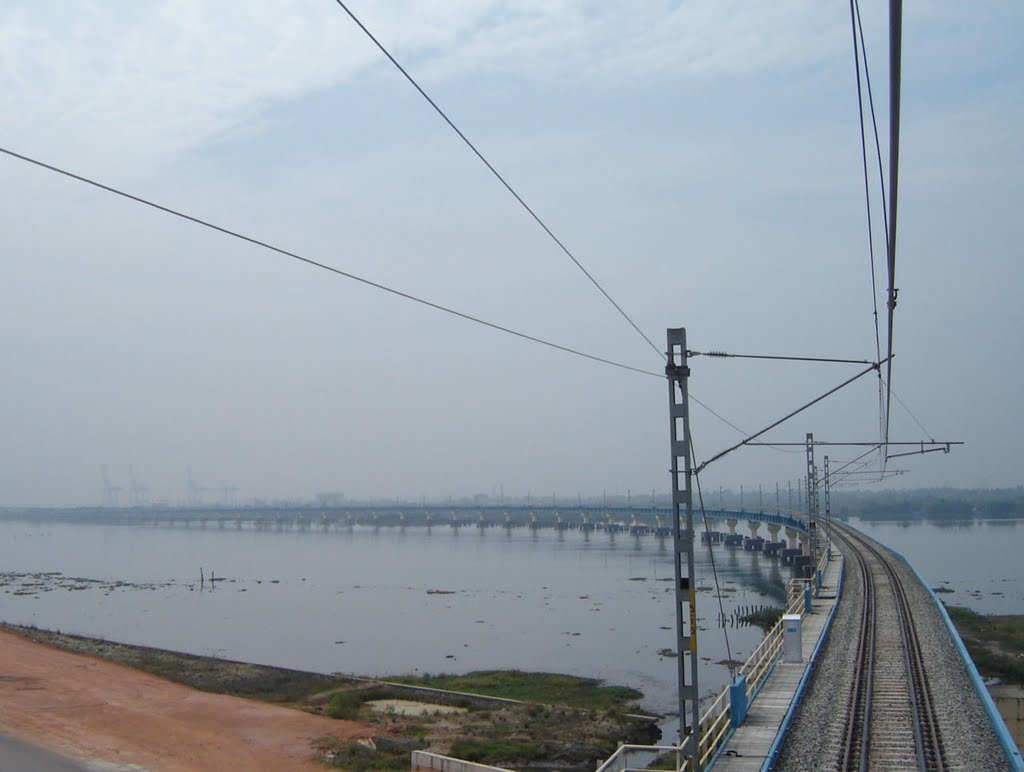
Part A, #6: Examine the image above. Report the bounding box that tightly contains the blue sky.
[1,1,1021,506]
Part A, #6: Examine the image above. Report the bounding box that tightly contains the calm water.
[1,516,1016,717]
[0,519,785,715]
[849,516,1024,615]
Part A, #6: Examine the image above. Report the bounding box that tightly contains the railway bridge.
[1,503,813,548]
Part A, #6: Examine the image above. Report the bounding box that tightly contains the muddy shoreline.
[4,623,659,770]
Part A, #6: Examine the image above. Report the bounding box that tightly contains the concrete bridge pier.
[767,524,781,543]
[747,521,761,539]
[785,527,800,549]
[726,519,739,535]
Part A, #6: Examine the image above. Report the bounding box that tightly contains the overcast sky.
[1,1,1020,507]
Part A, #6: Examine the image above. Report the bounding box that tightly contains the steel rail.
[880,544,947,771]
[833,522,947,771]
[839,534,875,771]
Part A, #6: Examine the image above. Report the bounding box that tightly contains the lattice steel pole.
[666,328,700,769]
[823,455,832,553]
[805,433,819,563]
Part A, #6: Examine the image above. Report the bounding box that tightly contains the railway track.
[832,522,947,771]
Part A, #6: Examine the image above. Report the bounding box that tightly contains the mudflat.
[0,628,369,771]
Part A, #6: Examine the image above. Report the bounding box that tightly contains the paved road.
[0,734,86,771]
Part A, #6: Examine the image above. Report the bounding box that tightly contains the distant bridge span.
[0,504,811,537]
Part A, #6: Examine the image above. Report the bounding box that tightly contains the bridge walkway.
[710,545,844,771]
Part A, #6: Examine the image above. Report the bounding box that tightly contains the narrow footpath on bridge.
[710,546,844,771]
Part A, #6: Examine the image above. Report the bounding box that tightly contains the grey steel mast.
[666,328,700,769]
[823,454,832,552]
[805,432,819,565]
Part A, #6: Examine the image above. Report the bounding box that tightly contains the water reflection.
[0,519,806,715]
[849,517,1023,615]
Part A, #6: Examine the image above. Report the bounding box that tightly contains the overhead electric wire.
[693,360,885,474]
[4,143,814,446]
[881,377,935,441]
[689,350,873,366]
[745,440,960,448]
[883,0,904,459]
[831,463,906,487]
[831,469,905,489]
[834,468,904,476]
[854,0,892,250]
[829,445,882,477]
[690,396,749,436]
[694,472,736,676]
[829,452,884,486]
[689,429,735,678]
[850,0,884,368]
[331,0,664,364]
[0,145,663,380]
[687,396,802,456]
[2,146,793,444]
[849,0,886,455]
[5,5,911,459]
[329,2,861,450]
[851,0,903,470]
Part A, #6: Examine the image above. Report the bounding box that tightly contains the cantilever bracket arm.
[694,358,888,475]
[886,442,955,460]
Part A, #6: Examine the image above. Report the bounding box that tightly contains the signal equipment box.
[782,614,803,663]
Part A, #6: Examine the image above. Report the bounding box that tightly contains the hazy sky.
[1,1,1021,507]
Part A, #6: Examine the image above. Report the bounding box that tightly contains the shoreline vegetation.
[945,607,1024,686]
[3,609,1018,767]
[833,488,1024,520]
[737,606,785,632]
[2,624,658,770]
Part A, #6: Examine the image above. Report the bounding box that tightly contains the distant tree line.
[834,487,1024,520]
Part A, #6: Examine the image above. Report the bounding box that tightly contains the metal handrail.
[595,745,681,772]
[596,547,832,771]
[600,590,804,772]
[697,690,731,764]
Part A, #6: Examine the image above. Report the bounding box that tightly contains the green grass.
[325,691,368,719]
[740,607,784,632]
[449,738,547,764]
[389,670,642,711]
[946,606,1024,685]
